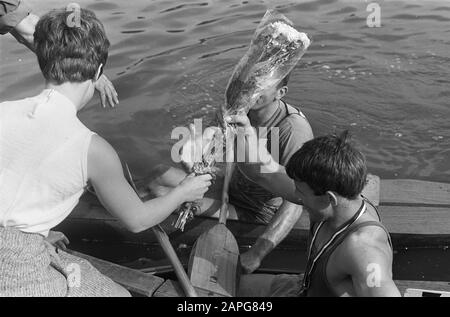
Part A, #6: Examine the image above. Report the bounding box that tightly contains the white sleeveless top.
[0,89,95,237]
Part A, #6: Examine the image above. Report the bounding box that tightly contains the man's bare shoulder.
[345,224,391,254]
[337,223,393,273]
[334,223,399,296]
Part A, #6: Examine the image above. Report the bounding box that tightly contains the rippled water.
[1,0,449,182]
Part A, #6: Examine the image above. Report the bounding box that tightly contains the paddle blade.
[188,224,240,297]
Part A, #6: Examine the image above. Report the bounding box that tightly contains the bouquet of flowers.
[174,10,311,230]
[223,10,311,119]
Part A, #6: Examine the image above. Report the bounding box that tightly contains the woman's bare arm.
[88,135,211,233]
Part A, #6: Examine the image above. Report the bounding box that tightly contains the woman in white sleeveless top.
[0,8,211,297]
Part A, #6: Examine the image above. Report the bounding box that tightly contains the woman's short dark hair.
[34,8,110,84]
[286,131,367,199]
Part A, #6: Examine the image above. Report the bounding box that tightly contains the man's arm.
[88,135,211,233]
[240,200,303,273]
[341,227,401,297]
[238,162,301,204]
[226,114,311,204]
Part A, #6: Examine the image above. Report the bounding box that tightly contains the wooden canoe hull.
[153,276,450,297]
[56,177,449,297]
[55,178,450,249]
[55,195,450,250]
[69,249,450,297]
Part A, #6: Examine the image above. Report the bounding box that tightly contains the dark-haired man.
[148,74,313,274]
[227,116,400,297]
[0,8,211,297]
[0,0,118,108]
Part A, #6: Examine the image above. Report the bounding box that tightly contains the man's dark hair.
[286,131,367,199]
[277,72,291,89]
[34,8,110,84]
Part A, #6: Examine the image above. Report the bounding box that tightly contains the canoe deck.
[56,178,450,249]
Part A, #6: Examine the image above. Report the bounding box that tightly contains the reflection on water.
[1,0,449,183]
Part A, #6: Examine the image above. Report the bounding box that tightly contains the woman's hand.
[176,173,212,202]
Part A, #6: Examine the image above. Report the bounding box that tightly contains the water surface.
[1,0,449,182]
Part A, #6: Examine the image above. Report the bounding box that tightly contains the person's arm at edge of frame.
[87,134,212,233]
[0,0,34,49]
[8,10,38,51]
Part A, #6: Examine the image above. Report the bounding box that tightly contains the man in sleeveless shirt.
[147,74,313,274]
[225,116,400,296]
